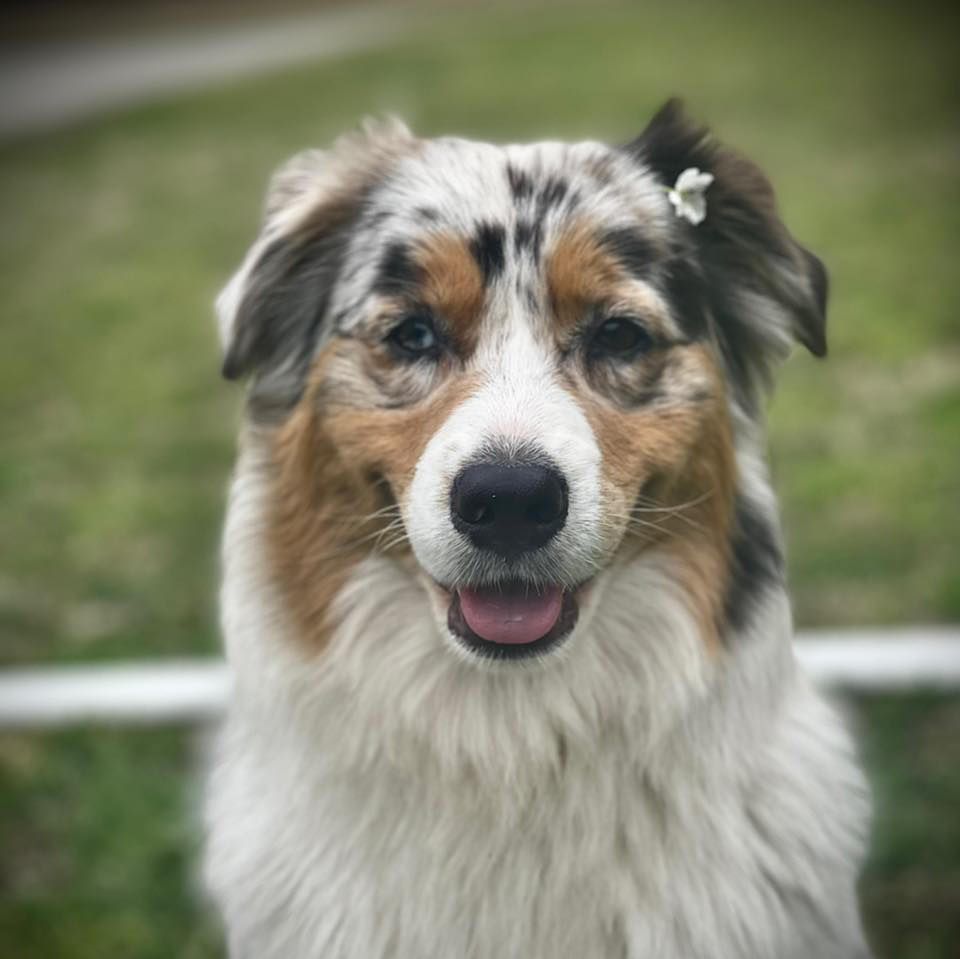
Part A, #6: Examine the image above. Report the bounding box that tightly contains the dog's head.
[218,101,826,667]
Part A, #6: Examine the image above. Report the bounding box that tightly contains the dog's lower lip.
[443,580,582,660]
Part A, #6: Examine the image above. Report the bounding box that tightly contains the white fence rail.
[1,629,958,729]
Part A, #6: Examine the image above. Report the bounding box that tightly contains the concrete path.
[0,5,403,140]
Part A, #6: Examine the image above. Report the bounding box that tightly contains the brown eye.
[386,312,440,360]
[588,316,652,358]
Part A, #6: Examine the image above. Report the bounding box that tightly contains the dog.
[203,100,872,958]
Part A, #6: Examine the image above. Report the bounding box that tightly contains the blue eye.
[589,316,653,358]
[386,313,440,359]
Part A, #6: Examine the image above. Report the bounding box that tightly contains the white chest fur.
[205,500,870,959]
[206,675,868,959]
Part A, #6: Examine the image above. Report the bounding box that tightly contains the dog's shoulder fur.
[204,103,872,959]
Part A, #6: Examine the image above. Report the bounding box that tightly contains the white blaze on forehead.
[397,136,671,238]
[406,321,603,587]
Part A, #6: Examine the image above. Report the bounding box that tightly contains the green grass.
[0,1,957,955]
[0,728,220,959]
[858,694,960,955]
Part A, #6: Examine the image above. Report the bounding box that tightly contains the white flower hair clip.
[667,167,714,225]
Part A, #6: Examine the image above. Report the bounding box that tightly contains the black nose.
[451,462,568,557]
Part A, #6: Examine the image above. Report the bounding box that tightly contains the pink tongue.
[458,585,563,645]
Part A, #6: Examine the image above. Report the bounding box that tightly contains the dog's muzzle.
[442,456,580,657]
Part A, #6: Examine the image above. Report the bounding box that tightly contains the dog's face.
[219,102,826,666]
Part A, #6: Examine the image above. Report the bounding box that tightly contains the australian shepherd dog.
[204,101,872,958]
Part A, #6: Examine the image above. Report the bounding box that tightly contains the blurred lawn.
[0,1,957,956]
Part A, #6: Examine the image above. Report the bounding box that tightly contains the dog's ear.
[217,118,415,415]
[625,100,827,407]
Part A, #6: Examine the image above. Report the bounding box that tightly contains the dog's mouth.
[442,579,582,660]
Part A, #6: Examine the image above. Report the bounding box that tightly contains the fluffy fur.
[204,102,872,958]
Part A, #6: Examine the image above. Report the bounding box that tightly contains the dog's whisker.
[372,523,410,552]
[342,504,403,524]
[631,489,714,515]
[620,489,715,535]
[377,533,411,553]
[622,517,674,540]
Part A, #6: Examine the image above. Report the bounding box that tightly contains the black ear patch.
[625,99,829,407]
[799,247,828,358]
[221,231,344,382]
[628,99,715,191]
[221,195,363,417]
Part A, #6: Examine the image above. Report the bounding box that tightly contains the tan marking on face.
[546,219,622,336]
[414,232,486,356]
[657,416,737,648]
[322,370,480,498]
[266,343,478,651]
[266,400,386,655]
[545,219,668,344]
[572,344,737,648]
